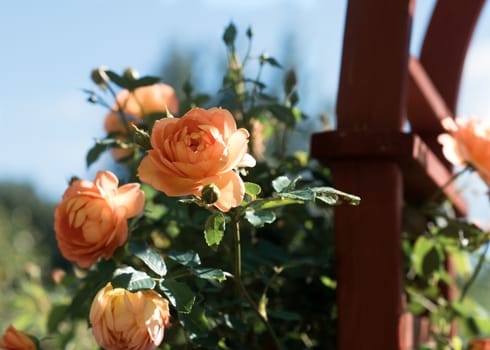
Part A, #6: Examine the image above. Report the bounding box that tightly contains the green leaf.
[105,70,130,89]
[315,193,339,205]
[320,276,337,289]
[47,304,69,333]
[129,75,160,90]
[412,236,443,277]
[280,189,315,201]
[249,198,304,210]
[204,212,226,247]
[66,259,116,319]
[168,250,201,267]
[129,241,167,277]
[160,280,196,313]
[269,310,301,321]
[191,267,227,281]
[111,267,156,291]
[244,209,276,228]
[178,304,209,337]
[284,69,297,95]
[244,182,261,196]
[450,301,475,318]
[223,22,237,46]
[267,105,296,126]
[86,142,107,168]
[265,57,282,68]
[310,186,361,206]
[272,176,292,193]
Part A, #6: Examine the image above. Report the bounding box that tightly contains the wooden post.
[317,0,413,348]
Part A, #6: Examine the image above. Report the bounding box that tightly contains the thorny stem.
[106,82,133,137]
[249,61,264,110]
[426,165,472,206]
[459,240,489,303]
[231,219,284,350]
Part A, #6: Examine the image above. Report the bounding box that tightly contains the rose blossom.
[137,107,256,212]
[54,170,145,268]
[90,283,170,350]
[0,325,36,350]
[470,338,490,350]
[438,117,490,185]
[104,83,179,160]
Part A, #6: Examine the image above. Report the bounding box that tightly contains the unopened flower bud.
[131,123,151,150]
[123,67,140,81]
[91,66,109,88]
[201,184,220,205]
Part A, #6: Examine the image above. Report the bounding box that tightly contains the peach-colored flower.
[137,107,256,212]
[438,117,490,185]
[104,83,179,161]
[469,338,490,350]
[90,283,170,350]
[54,171,145,268]
[0,325,36,350]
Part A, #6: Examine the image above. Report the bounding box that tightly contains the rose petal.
[138,156,199,196]
[219,129,251,173]
[114,183,145,218]
[438,134,465,166]
[237,153,257,168]
[94,171,119,198]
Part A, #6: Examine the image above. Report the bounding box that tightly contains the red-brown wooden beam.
[407,56,452,169]
[420,0,486,113]
[311,131,467,215]
[311,0,414,349]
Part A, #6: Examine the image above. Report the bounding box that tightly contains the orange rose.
[470,338,490,350]
[104,83,179,160]
[90,283,170,350]
[0,325,36,350]
[137,107,256,212]
[438,117,490,185]
[54,170,145,268]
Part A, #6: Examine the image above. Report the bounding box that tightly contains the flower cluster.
[50,81,254,349]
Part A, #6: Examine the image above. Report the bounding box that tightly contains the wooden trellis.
[310,0,486,348]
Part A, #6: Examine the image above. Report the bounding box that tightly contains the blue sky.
[1,0,490,222]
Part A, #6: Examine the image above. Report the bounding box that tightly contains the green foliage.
[403,201,490,348]
[204,212,226,247]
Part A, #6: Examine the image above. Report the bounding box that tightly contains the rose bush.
[89,283,170,350]
[138,107,256,212]
[0,325,36,350]
[3,24,364,350]
[54,170,145,268]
